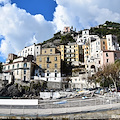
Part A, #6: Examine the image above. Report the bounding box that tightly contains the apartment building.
[36,48,61,83]
[106,34,119,51]
[100,50,120,66]
[60,43,81,63]
[3,56,36,82]
[101,38,108,50]
[18,43,42,60]
[78,30,120,74]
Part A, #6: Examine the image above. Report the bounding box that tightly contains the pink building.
[63,27,71,33]
[100,50,120,66]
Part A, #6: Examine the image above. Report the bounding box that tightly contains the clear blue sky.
[0,0,57,62]
[11,0,57,21]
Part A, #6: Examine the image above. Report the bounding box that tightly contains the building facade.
[60,43,81,63]
[100,50,120,66]
[36,48,62,83]
[3,57,36,82]
[18,43,42,60]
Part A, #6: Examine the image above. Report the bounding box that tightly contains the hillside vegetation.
[90,21,120,43]
[42,21,120,47]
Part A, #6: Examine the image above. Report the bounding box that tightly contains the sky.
[0,0,120,62]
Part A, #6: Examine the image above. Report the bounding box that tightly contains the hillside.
[90,21,120,43]
[42,21,120,47]
[42,30,77,48]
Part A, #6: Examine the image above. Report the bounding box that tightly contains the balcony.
[46,61,51,63]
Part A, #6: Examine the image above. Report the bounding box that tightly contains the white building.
[76,30,100,46]
[0,73,13,84]
[106,34,119,51]
[70,73,98,89]
[18,43,42,60]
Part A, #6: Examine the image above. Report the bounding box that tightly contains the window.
[47,57,49,62]
[50,49,52,52]
[17,64,19,68]
[24,63,27,68]
[106,53,108,57]
[37,52,38,54]
[12,65,14,69]
[39,57,42,62]
[24,76,26,81]
[45,51,46,53]
[4,66,6,70]
[103,46,105,50]
[37,47,38,49]
[24,69,26,74]
[47,64,49,68]
[8,66,10,69]
[55,57,57,61]
[75,79,77,81]
[55,70,57,77]
[55,64,57,68]
[31,48,32,51]
[28,49,29,51]
[103,41,105,44]
[17,70,19,75]
[47,70,49,76]
[106,59,109,63]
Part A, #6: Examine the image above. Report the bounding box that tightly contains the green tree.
[61,34,75,44]
[88,61,120,91]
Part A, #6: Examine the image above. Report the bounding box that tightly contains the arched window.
[17,64,19,68]
[55,70,57,77]
[24,63,27,68]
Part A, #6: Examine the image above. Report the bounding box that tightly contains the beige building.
[36,48,62,83]
[3,57,36,82]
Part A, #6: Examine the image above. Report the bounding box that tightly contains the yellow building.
[82,44,90,64]
[101,38,107,50]
[59,43,80,63]
[36,48,61,82]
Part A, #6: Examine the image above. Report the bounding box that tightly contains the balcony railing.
[46,61,51,63]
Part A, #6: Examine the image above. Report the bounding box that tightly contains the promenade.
[0,93,120,118]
